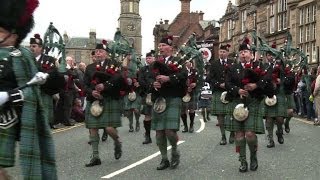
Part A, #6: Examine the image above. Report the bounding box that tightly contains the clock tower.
[118,0,142,55]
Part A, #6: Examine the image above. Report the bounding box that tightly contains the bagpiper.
[138,50,156,144]
[83,40,126,167]
[0,0,61,178]
[207,44,235,145]
[151,35,187,170]
[224,38,274,172]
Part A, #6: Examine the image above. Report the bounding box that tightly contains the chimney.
[63,31,69,44]
[180,0,191,13]
[164,20,169,24]
[89,29,96,46]
[199,11,204,21]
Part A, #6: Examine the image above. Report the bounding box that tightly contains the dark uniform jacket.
[137,65,155,97]
[207,58,233,92]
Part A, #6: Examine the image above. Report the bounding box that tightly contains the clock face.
[127,24,136,31]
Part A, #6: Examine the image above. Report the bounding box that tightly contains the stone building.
[219,0,320,65]
[153,0,220,60]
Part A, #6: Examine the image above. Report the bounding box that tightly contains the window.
[306,6,310,23]
[270,16,275,33]
[129,2,133,13]
[270,3,275,15]
[241,10,247,33]
[306,43,310,56]
[306,25,310,42]
[312,5,317,22]
[300,8,304,25]
[277,0,287,31]
[299,27,303,43]
[311,42,317,63]
[312,23,316,40]
[228,19,233,40]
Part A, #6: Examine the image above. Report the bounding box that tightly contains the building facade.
[220,0,319,65]
[153,0,220,60]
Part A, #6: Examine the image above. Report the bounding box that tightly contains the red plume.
[271,42,276,48]
[34,33,40,39]
[102,39,107,45]
[226,44,231,48]
[18,0,39,27]
[167,35,173,40]
[244,37,250,44]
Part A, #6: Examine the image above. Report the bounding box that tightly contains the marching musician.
[0,0,59,178]
[207,44,235,145]
[138,50,156,144]
[181,61,198,133]
[224,38,274,172]
[264,48,292,148]
[83,40,126,167]
[151,35,187,170]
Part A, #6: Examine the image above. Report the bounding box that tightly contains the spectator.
[71,98,85,122]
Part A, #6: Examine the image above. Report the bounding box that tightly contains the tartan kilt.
[42,93,54,124]
[286,94,295,109]
[198,98,211,108]
[123,94,142,110]
[224,98,265,134]
[141,96,152,116]
[85,97,122,128]
[264,93,287,117]
[182,91,198,111]
[151,97,181,130]
[211,91,229,115]
[0,124,18,167]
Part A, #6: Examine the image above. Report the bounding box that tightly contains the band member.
[138,50,156,144]
[225,39,274,172]
[207,44,235,145]
[0,0,59,178]
[123,75,142,132]
[181,61,198,133]
[264,50,291,148]
[83,40,126,167]
[283,63,296,132]
[151,35,187,170]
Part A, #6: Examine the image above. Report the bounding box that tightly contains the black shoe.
[284,123,290,133]
[64,122,75,126]
[170,151,180,169]
[142,136,152,144]
[129,127,134,132]
[189,126,194,133]
[267,138,275,148]
[207,116,211,121]
[220,137,227,145]
[114,142,122,160]
[135,125,140,132]
[239,161,248,173]
[250,152,258,171]
[182,126,188,133]
[276,133,284,144]
[85,157,101,167]
[101,132,108,142]
[156,159,170,170]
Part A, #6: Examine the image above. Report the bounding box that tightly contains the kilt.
[182,92,198,111]
[0,123,18,167]
[198,97,211,108]
[151,97,181,130]
[225,97,265,134]
[264,92,287,117]
[211,91,229,115]
[85,97,122,128]
[286,94,295,109]
[123,94,142,110]
[141,96,152,116]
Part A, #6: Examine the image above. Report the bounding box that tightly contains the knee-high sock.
[156,135,168,160]
[181,113,188,128]
[128,111,133,128]
[246,135,258,154]
[285,116,292,125]
[235,138,246,162]
[143,120,151,137]
[189,112,195,127]
[90,135,100,158]
[218,116,226,136]
[265,119,274,138]
[134,111,140,126]
[166,131,178,154]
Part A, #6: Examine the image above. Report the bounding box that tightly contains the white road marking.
[101,140,185,179]
[196,118,205,133]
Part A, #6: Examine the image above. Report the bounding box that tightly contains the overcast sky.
[28,0,235,56]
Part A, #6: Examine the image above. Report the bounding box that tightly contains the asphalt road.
[7,114,320,180]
